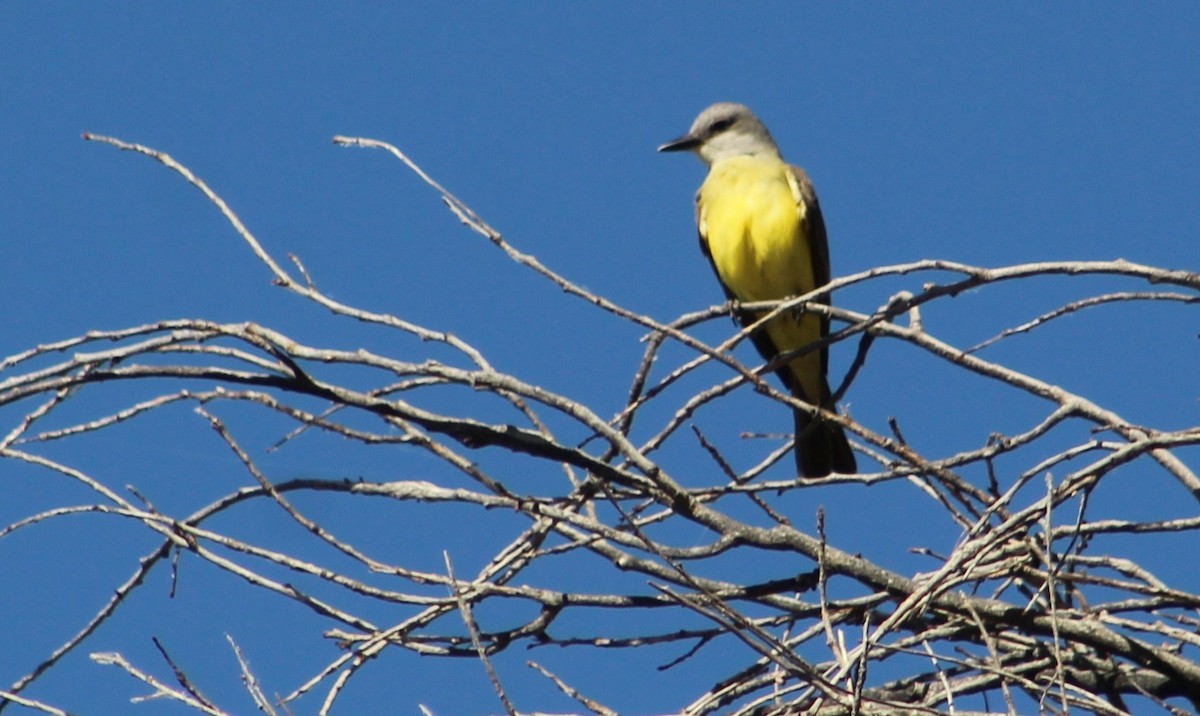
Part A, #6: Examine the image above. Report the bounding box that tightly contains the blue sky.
[2,4,1198,715]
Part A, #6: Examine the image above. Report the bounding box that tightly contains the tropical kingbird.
[659,102,856,477]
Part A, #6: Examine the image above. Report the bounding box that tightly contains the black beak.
[657,134,701,153]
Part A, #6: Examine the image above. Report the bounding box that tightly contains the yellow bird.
[659,102,856,476]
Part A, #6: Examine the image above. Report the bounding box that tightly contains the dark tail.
[793,407,856,477]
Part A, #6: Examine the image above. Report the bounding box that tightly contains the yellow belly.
[699,156,822,403]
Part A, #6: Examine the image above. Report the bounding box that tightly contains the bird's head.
[658,102,781,166]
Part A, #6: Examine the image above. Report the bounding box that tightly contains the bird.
[659,102,856,477]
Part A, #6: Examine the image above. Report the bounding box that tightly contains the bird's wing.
[787,165,832,304]
[788,164,833,382]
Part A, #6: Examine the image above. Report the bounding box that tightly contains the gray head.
[658,102,781,165]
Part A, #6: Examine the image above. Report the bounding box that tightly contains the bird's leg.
[788,297,811,322]
[725,298,744,328]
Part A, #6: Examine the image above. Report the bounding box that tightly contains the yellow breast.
[698,156,815,302]
[698,155,823,403]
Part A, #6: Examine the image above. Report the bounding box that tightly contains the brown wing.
[789,164,833,384]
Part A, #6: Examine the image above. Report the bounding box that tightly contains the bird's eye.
[710,118,735,134]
